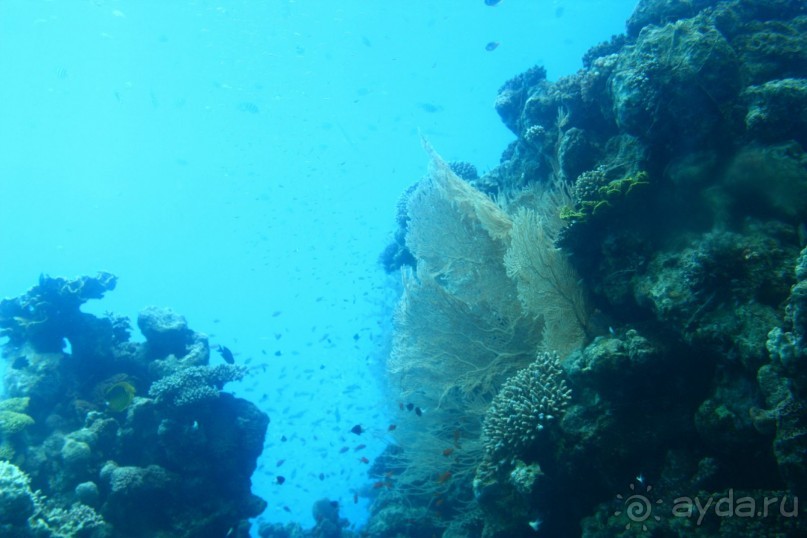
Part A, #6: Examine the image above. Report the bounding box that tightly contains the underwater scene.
[1,0,806,536]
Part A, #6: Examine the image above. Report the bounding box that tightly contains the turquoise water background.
[0,0,637,530]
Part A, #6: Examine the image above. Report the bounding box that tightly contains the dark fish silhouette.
[217,345,235,364]
[485,0,502,5]
[485,41,500,52]
[276,476,286,485]
[350,424,364,435]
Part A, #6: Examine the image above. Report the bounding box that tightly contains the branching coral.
[148,364,247,408]
[479,351,571,465]
[473,351,571,505]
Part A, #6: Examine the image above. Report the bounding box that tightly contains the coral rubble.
[0,273,268,537]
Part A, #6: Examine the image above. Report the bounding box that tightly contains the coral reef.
[0,273,268,537]
[372,0,807,536]
[148,364,247,407]
[258,498,358,538]
[476,352,570,474]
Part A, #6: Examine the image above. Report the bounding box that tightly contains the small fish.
[485,41,500,52]
[373,481,392,489]
[238,102,260,114]
[442,448,454,457]
[484,0,502,5]
[437,471,452,483]
[406,403,414,412]
[359,456,370,464]
[216,345,235,364]
[282,506,291,513]
[417,102,443,114]
[350,424,364,435]
[281,435,288,442]
[276,459,285,467]
[276,476,286,485]
[354,444,367,452]
[318,473,325,480]
[388,424,397,432]
[415,407,423,417]
[353,493,359,504]
[339,446,350,454]
[398,402,404,411]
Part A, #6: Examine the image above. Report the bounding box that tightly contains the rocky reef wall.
[375,0,807,536]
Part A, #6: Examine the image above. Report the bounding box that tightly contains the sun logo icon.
[614,481,663,532]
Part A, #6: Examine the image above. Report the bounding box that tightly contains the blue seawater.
[0,0,637,533]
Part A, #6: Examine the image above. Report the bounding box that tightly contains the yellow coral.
[0,410,34,436]
[0,397,34,437]
[0,397,30,413]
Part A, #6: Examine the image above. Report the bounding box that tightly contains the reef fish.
[484,0,502,5]
[104,381,136,412]
[350,424,364,435]
[216,345,235,364]
[485,41,500,52]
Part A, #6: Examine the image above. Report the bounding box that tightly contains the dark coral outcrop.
[370,0,807,536]
[0,274,268,537]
